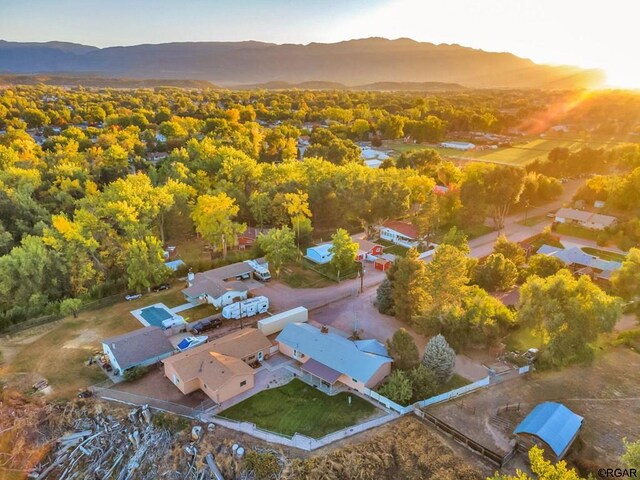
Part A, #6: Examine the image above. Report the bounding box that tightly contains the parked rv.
[222,296,269,320]
[244,259,271,281]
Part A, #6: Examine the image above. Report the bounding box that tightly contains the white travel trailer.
[222,296,269,320]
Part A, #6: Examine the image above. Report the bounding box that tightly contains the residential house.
[181,258,269,306]
[102,327,174,375]
[237,227,268,250]
[379,220,419,248]
[537,244,622,280]
[554,208,617,230]
[163,328,274,404]
[276,323,392,393]
[305,234,383,264]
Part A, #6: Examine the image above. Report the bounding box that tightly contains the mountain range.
[0,38,604,89]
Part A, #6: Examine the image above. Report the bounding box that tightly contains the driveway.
[310,285,488,381]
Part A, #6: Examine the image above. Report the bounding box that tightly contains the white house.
[305,235,384,264]
[379,220,419,248]
[554,208,617,230]
[102,327,174,375]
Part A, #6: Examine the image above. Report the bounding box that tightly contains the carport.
[514,402,583,459]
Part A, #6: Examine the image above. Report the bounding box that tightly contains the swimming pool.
[139,306,173,327]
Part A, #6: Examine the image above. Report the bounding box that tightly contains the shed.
[102,327,174,375]
[374,253,395,271]
[305,243,333,265]
[514,402,583,459]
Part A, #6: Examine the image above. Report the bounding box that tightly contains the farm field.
[385,137,619,167]
[219,379,378,438]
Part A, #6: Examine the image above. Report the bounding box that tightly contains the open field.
[385,137,619,167]
[279,261,334,288]
[0,287,186,399]
[427,346,640,471]
[219,379,378,438]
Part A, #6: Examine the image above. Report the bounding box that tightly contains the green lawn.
[555,223,600,241]
[506,327,542,352]
[582,247,627,262]
[219,379,377,438]
[385,137,613,167]
[436,374,472,394]
[383,245,409,257]
[279,262,333,288]
[181,303,217,323]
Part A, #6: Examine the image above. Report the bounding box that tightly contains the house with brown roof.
[162,328,274,404]
[379,220,419,248]
[102,327,174,376]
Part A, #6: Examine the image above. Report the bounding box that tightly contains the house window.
[240,380,247,387]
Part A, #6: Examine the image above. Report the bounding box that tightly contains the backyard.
[0,286,185,399]
[219,379,378,438]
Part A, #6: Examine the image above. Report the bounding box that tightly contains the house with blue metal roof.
[276,323,392,393]
[514,402,583,459]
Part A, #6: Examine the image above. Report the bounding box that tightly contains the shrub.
[123,365,149,382]
[244,451,281,480]
[378,370,412,405]
[151,412,190,432]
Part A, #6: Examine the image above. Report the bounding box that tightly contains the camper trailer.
[222,296,269,320]
[244,259,271,281]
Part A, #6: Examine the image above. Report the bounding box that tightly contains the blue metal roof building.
[514,402,583,459]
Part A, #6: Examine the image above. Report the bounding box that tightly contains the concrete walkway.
[171,302,198,314]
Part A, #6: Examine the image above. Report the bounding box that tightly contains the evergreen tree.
[376,277,394,314]
[422,334,456,384]
[389,328,419,370]
[378,370,412,405]
[391,248,430,323]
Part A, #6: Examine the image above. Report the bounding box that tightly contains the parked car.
[125,293,143,301]
[189,317,222,334]
[152,283,170,292]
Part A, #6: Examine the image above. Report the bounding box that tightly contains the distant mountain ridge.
[0,38,605,89]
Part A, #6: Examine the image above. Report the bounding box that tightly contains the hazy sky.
[1,0,638,87]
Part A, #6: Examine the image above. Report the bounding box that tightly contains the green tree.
[440,226,470,255]
[389,329,419,370]
[329,228,358,281]
[378,369,412,405]
[422,334,456,384]
[59,298,82,318]
[611,248,640,301]
[408,364,438,401]
[488,446,584,480]
[474,253,519,292]
[126,236,169,293]
[190,193,246,259]
[526,254,566,278]
[257,227,297,277]
[391,248,429,323]
[376,277,394,314]
[493,235,527,269]
[518,270,622,366]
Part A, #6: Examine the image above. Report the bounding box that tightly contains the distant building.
[554,207,617,230]
[439,141,476,151]
[379,220,419,248]
[537,244,622,280]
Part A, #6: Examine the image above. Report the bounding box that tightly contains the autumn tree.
[190,193,246,259]
[126,236,169,292]
[611,248,640,301]
[489,446,584,480]
[526,254,566,278]
[493,235,527,269]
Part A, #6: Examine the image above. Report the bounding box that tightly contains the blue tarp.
[514,402,583,457]
[165,259,185,271]
[177,338,191,350]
